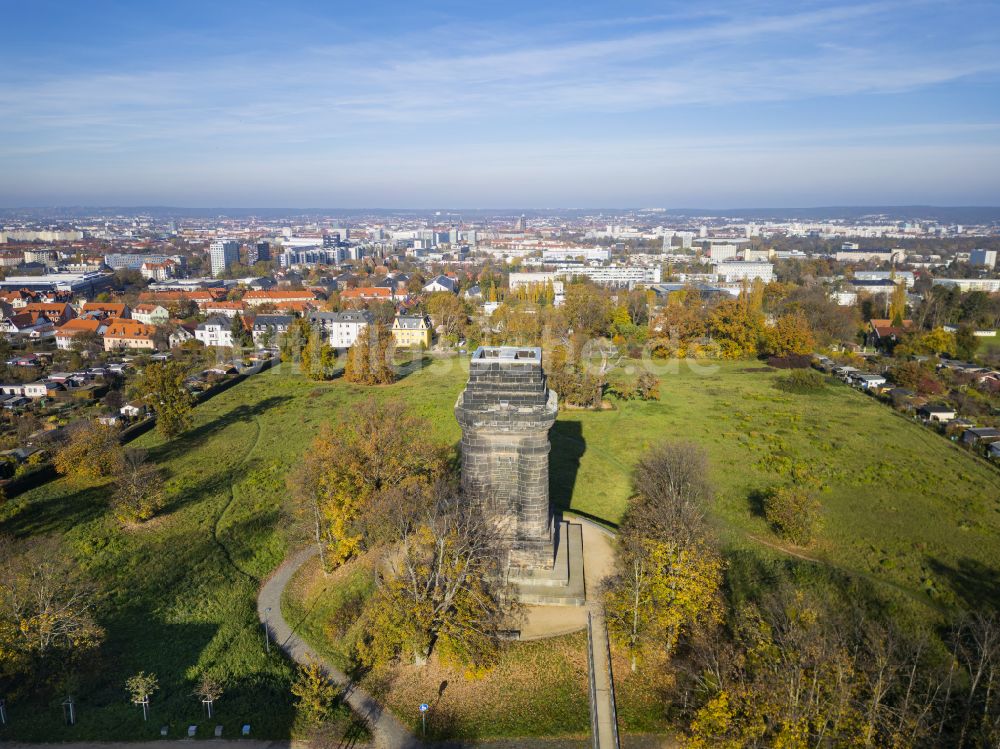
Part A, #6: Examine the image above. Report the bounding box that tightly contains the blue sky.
[1,0,999,207]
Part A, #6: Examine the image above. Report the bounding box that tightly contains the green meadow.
[2,355,998,739]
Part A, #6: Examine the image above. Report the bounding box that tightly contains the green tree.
[132,361,196,438]
[764,483,821,545]
[229,314,252,349]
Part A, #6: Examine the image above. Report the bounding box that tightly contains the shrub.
[775,369,826,394]
[764,485,821,545]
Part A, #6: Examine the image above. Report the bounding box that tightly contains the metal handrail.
[586,611,599,749]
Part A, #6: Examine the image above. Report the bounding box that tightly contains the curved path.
[257,547,420,749]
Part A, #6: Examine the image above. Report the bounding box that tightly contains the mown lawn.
[554,359,1000,613]
[3,354,999,740]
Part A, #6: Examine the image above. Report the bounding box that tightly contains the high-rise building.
[247,241,270,265]
[209,240,239,276]
[517,214,527,232]
[970,249,997,268]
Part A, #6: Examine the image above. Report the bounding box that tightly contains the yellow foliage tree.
[605,538,724,670]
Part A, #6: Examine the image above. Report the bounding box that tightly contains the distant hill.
[2,205,999,224]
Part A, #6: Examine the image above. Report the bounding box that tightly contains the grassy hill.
[1,355,998,739]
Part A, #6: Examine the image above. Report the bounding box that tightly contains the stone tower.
[455,346,558,568]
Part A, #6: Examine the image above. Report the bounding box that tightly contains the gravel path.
[257,547,419,748]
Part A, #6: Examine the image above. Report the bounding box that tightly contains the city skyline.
[2,0,1000,207]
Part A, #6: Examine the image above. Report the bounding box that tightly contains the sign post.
[419,703,429,736]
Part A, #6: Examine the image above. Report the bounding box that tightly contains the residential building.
[969,249,998,268]
[201,300,247,318]
[209,239,240,277]
[509,272,565,294]
[1,312,53,338]
[713,261,775,283]
[104,253,170,270]
[423,275,458,293]
[541,248,610,262]
[140,259,177,281]
[80,302,130,319]
[307,310,373,348]
[251,314,293,346]
[55,318,107,349]
[23,302,75,324]
[132,304,170,325]
[340,286,395,303]
[168,323,196,348]
[392,314,432,348]
[195,316,235,348]
[242,289,320,307]
[834,248,905,263]
[103,319,157,351]
[247,241,271,265]
[931,278,1000,293]
[560,265,661,289]
[867,318,914,349]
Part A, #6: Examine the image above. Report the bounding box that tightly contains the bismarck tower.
[456,346,584,605]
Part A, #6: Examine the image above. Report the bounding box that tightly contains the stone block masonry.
[455,346,559,568]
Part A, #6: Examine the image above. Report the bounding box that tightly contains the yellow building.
[392,314,432,348]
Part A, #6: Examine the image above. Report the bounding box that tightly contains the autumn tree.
[194,673,224,718]
[889,279,908,326]
[707,295,764,359]
[54,420,125,479]
[760,311,816,358]
[111,449,165,524]
[358,488,516,669]
[291,661,338,727]
[229,314,252,349]
[343,323,396,385]
[0,536,104,685]
[563,283,613,336]
[605,442,723,670]
[300,328,338,381]
[131,360,196,438]
[280,317,311,363]
[896,327,958,358]
[425,292,468,341]
[287,398,447,567]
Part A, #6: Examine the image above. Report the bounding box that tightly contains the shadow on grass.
[928,556,1000,612]
[747,487,772,519]
[1,481,108,539]
[149,396,292,463]
[549,420,584,515]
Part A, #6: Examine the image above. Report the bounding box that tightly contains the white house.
[853,373,887,390]
[195,316,234,348]
[132,304,170,325]
[423,275,458,293]
[169,325,195,348]
[307,310,372,349]
[24,382,49,399]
